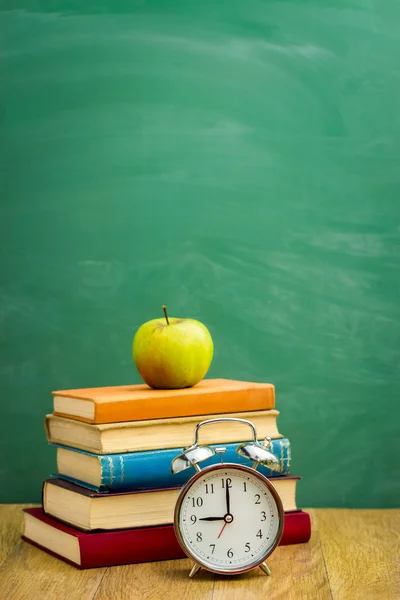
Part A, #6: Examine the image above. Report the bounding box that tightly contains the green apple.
[132,306,213,389]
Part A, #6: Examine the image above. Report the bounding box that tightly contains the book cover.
[45,409,281,454]
[54,438,291,492]
[22,508,311,569]
[52,378,275,424]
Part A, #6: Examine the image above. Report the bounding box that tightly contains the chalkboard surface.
[1,1,399,507]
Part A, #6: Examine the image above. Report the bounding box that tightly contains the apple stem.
[162,305,170,325]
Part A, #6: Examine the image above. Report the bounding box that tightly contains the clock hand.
[199,516,225,521]
[217,522,228,539]
[226,482,230,515]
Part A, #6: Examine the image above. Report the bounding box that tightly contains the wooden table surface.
[0,506,398,600]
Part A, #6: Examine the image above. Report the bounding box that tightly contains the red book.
[22,508,311,569]
[281,510,311,546]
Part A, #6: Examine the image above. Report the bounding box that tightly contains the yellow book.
[45,410,281,454]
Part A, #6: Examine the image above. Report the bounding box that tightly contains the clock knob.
[236,441,281,472]
[171,444,216,474]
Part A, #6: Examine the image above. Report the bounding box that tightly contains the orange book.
[52,378,275,424]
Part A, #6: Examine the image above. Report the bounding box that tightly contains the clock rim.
[173,462,285,575]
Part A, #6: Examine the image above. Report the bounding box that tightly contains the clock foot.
[259,562,271,576]
[188,563,201,578]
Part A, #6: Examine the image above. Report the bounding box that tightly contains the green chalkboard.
[1,1,399,507]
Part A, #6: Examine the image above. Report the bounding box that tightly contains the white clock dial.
[175,464,283,574]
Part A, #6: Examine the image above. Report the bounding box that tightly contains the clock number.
[209,544,216,554]
[227,548,234,558]
[245,542,251,553]
[221,478,232,489]
[190,515,197,524]
[256,529,263,539]
[196,532,202,542]
[205,483,214,494]
[254,494,261,504]
[261,511,267,521]
[191,497,203,507]
[243,482,247,492]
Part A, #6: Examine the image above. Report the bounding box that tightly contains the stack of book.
[22,379,310,569]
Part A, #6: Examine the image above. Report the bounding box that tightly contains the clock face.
[175,463,283,574]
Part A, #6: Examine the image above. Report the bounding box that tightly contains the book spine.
[57,439,291,492]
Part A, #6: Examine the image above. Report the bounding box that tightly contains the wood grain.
[93,558,214,600]
[0,504,106,600]
[317,508,400,600]
[0,542,106,600]
[0,506,399,599]
[0,504,35,566]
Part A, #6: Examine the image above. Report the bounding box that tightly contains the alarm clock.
[171,417,284,578]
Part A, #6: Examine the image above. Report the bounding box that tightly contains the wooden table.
[0,506,398,599]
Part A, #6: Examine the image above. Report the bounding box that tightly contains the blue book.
[53,439,291,492]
